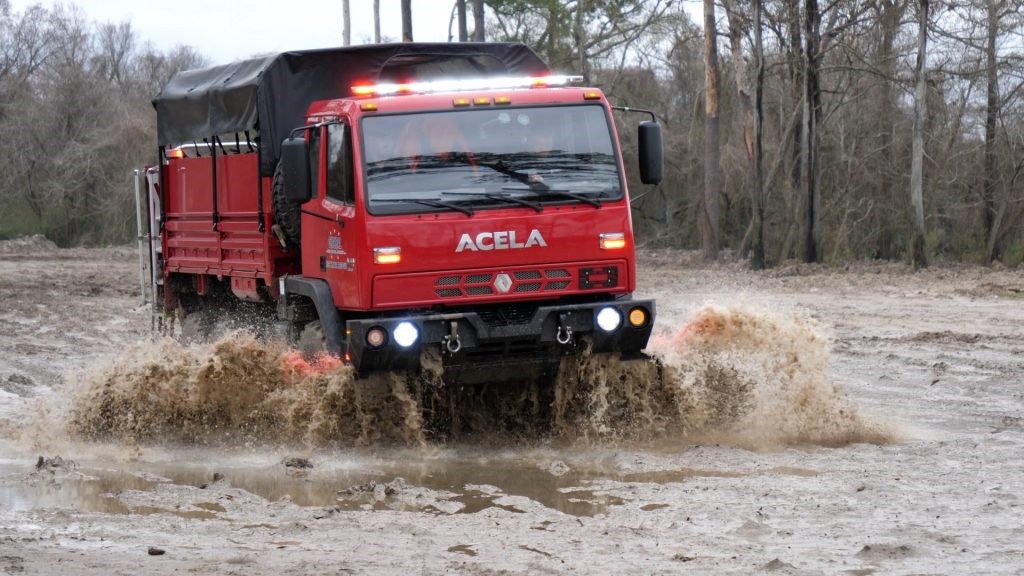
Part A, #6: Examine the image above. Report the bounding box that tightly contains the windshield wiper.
[373,197,474,216]
[473,157,548,189]
[441,190,543,213]
[501,186,604,208]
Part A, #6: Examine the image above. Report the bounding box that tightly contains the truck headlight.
[596,307,622,332]
[392,321,419,348]
[366,326,387,348]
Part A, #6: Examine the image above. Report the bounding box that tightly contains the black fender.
[282,276,343,355]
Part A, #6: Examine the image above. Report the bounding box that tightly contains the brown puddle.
[0,455,820,519]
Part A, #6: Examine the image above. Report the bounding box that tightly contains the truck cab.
[143,43,661,386]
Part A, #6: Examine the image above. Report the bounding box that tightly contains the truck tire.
[272,161,302,247]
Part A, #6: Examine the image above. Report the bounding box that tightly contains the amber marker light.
[599,232,626,250]
[453,97,472,107]
[628,307,649,328]
[166,148,185,159]
[494,95,511,105]
[360,102,379,111]
[473,97,492,106]
[583,90,601,100]
[373,246,402,264]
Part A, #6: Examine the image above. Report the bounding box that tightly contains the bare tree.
[801,0,822,263]
[95,22,134,87]
[374,0,381,43]
[342,0,351,46]
[909,0,929,268]
[722,0,767,268]
[471,0,485,41]
[457,0,468,41]
[751,0,766,269]
[702,0,722,261]
[401,0,413,42]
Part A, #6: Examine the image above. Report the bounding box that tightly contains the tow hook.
[443,320,462,354]
[556,315,573,345]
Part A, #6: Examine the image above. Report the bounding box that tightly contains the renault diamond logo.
[494,273,512,293]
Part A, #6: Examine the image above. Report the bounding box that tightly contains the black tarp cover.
[153,43,549,176]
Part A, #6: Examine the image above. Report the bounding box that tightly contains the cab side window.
[309,126,322,195]
[327,123,354,204]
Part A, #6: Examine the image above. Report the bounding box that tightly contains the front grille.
[514,281,542,293]
[425,266,583,302]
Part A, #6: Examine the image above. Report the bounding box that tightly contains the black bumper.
[345,298,655,378]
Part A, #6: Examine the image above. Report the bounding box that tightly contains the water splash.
[55,305,888,448]
[554,304,890,447]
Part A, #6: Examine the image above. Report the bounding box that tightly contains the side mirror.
[638,121,663,185]
[281,137,311,203]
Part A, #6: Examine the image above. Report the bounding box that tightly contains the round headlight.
[366,326,387,348]
[392,321,419,348]
[596,307,622,332]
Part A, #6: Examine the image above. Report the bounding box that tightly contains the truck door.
[301,122,360,309]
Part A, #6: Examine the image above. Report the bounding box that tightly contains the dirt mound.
[0,234,58,254]
[55,306,888,448]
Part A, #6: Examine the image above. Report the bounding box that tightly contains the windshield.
[361,104,622,215]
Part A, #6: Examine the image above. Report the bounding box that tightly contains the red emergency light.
[350,75,584,97]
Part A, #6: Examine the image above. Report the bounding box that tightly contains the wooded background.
[2,0,1022,268]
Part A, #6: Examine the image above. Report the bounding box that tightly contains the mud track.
[1,241,1022,574]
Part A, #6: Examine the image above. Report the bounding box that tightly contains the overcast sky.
[9,0,463,64]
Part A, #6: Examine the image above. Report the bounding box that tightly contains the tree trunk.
[703,0,722,261]
[909,0,929,268]
[401,0,413,42]
[471,0,485,41]
[875,0,905,259]
[780,0,803,262]
[457,0,468,41]
[983,0,1000,262]
[574,0,590,82]
[342,0,351,46]
[751,0,767,269]
[802,0,821,263]
[374,0,381,43]
[723,0,766,269]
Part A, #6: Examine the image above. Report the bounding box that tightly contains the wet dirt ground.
[1,239,1022,574]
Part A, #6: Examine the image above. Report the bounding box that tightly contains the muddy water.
[0,448,821,519]
[53,305,887,449]
[2,304,881,540]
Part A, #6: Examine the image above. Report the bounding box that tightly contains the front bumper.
[345,298,655,380]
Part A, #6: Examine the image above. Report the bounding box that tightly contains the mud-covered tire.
[297,320,326,355]
[272,161,302,247]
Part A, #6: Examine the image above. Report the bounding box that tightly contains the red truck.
[136,43,662,385]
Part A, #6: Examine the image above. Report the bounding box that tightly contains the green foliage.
[924,228,947,261]
[1003,240,1024,268]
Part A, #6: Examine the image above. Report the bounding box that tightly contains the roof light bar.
[351,75,584,97]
